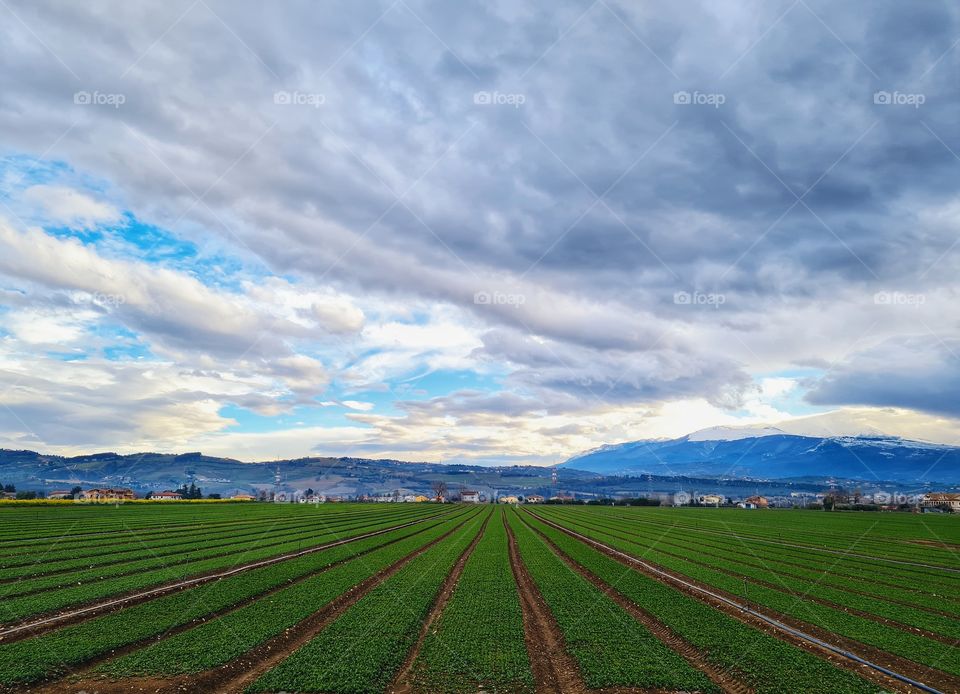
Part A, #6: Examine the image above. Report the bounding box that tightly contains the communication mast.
[273,464,281,500]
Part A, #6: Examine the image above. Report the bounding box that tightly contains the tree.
[207,493,221,499]
[431,480,448,501]
[70,486,82,499]
[3,484,15,493]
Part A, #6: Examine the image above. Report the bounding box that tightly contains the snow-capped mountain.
[562,423,960,483]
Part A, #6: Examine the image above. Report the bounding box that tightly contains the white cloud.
[23,185,121,229]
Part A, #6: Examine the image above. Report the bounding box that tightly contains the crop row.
[0,508,397,574]
[0,503,412,552]
[546,509,960,622]
[0,505,431,563]
[96,506,482,677]
[0,507,449,625]
[506,510,717,691]
[409,508,532,693]
[536,509,960,678]
[0,507,471,686]
[562,507,960,597]
[0,507,432,597]
[249,507,491,693]
[586,506,960,568]
[520,510,880,694]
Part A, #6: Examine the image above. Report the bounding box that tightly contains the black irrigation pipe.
[527,509,944,694]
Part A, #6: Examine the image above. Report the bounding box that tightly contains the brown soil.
[526,510,959,694]
[0,510,450,644]
[516,513,752,694]
[505,513,588,694]
[26,509,478,694]
[388,511,491,693]
[606,529,960,644]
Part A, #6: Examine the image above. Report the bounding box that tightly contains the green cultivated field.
[0,501,957,693]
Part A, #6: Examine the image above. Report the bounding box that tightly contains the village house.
[697,494,724,507]
[525,494,544,504]
[498,495,520,504]
[460,490,481,503]
[921,493,960,512]
[152,490,183,500]
[741,495,769,509]
[81,488,136,502]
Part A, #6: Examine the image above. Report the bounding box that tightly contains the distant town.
[2,481,958,513]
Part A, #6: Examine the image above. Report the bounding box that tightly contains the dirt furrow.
[388,511,491,693]
[518,512,752,694]
[505,514,587,694]
[529,510,956,694]
[38,508,481,694]
[0,509,452,643]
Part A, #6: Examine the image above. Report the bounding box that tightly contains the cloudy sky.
[0,0,958,464]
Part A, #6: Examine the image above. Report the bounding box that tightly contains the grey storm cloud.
[0,0,958,414]
[807,337,960,418]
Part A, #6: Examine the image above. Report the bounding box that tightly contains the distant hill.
[0,449,595,498]
[562,428,960,483]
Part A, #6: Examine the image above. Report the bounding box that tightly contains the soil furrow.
[518,512,752,694]
[0,509,452,643]
[34,508,481,694]
[505,513,587,694]
[529,510,956,694]
[388,511,491,693]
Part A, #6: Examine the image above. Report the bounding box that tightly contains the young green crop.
[97,507,482,676]
[249,508,491,694]
[0,509,443,623]
[524,510,909,692]
[409,508,532,693]
[0,508,464,686]
[537,509,960,677]
[506,510,717,692]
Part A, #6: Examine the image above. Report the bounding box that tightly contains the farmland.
[0,503,957,693]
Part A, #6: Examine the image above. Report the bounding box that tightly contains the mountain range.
[561,424,960,483]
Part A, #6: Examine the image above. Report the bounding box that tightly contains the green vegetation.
[506,510,718,691]
[0,502,956,692]
[248,508,491,693]
[97,507,481,676]
[410,508,533,693]
[520,510,882,693]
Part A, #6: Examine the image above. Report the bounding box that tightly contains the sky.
[0,0,958,465]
